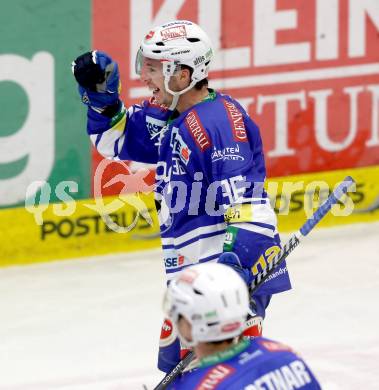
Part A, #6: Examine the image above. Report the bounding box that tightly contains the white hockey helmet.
[135,20,213,108]
[163,263,249,347]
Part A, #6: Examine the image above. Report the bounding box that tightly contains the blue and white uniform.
[168,337,321,389]
[86,90,292,372]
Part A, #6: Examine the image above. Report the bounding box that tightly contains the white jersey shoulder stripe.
[230,222,274,238]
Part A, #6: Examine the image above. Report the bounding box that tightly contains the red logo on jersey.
[185,110,211,151]
[196,364,235,390]
[160,318,173,340]
[223,99,247,142]
[181,147,190,162]
[178,255,185,265]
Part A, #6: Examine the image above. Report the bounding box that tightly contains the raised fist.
[72,50,121,114]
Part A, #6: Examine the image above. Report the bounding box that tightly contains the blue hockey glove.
[218,252,269,321]
[218,252,252,286]
[72,50,121,115]
[218,252,273,319]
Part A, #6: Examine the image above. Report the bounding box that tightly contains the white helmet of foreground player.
[135,20,213,109]
[163,263,249,347]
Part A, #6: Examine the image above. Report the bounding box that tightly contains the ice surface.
[0,222,378,390]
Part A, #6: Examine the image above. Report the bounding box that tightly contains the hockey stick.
[152,351,195,390]
[153,176,355,390]
[250,175,355,290]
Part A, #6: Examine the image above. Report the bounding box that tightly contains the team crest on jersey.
[145,116,167,146]
[197,364,235,389]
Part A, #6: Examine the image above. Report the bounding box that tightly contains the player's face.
[139,57,174,106]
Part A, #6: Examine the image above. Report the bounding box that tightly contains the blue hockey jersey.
[168,337,321,390]
[86,90,291,296]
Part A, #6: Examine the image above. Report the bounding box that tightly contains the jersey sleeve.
[86,98,170,163]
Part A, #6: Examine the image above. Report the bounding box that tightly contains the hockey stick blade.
[154,176,355,389]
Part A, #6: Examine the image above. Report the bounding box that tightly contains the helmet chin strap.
[164,76,198,111]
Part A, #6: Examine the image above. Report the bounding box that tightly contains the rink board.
[270,165,379,232]
[0,194,161,267]
[0,165,378,267]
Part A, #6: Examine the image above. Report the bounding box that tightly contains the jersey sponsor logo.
[161,25,187,41]
[264,265,288,283]
[238,350,263,365]
[223,99,248,142]
[196,364,235,390]
[171,126,191,166]
[185,110,211,151]
[211,144,245,162]
[181,146,190,162]
[244,360,313,390]
[251,245,281,276]
[164,254,185,268]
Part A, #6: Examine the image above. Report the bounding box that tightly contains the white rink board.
[0,222,378,390]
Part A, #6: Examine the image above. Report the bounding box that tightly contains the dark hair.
[180,65,209,90]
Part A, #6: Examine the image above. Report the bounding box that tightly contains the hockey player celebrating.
[163,262,321,389]
[72,20,291,373]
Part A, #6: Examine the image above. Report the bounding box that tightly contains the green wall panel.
[0,0,91,207]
